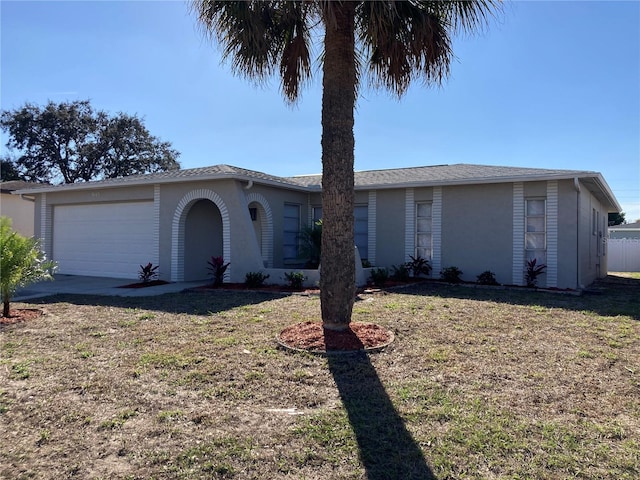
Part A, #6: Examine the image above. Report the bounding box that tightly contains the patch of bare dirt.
[277,321,394,353]
[0,308,43,325]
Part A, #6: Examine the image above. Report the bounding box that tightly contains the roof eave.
[353,171,604,191]
[13,172,311,194]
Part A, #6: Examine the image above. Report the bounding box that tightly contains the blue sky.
[2,1,639,221]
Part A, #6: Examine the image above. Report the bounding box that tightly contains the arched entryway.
[184,199,222,280]
[246,193,274,268]
[171,189,230,282]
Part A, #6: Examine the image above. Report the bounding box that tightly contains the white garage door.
[53,202,155,279]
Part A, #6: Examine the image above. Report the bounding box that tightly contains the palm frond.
[437,0,503,35]
[358,1,452,96]
[356,0,502,97]
[277,1,314,101]
[191,0,316,103]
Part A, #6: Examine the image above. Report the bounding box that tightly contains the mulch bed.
[0,308,44,324]
[277,321,394,353]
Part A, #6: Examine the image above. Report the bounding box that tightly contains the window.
[283,204,300,263]
[415,202,432,260]
[354,205,368,260]
[311,205,368,260]
[525,198,546,263]
[312,206,322,223]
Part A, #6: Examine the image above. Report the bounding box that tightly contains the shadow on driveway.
[328,352,437,480]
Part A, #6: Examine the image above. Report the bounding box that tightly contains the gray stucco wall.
[576,180,609,287]
[374,189,406,268]
[440,183,513,284]
[29,173,610,290]
[556,180,579,289]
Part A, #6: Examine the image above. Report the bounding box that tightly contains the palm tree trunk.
[319,2,357,331]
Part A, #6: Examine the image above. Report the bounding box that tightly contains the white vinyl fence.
[608,238,640,272]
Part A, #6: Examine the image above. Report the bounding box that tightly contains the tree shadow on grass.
[327,351,437,480]
[26,290,283,316]
[392,275,640,321]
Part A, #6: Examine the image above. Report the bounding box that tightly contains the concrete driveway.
[13,274,208,301]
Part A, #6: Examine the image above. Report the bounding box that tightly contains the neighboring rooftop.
[0,180,42,193]
[609,222,640,230]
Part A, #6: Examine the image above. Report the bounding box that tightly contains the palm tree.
[191,0,501,331]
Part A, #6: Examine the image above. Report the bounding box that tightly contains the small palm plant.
[1,216,56,317]
[138,262,159,283]
[406,255,432,277]
[298,220,322,269]
[207,256,230,286]
[525,259,546,288]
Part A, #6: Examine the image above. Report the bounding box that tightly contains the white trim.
[404,188,415,262]
[546,181,558,287]
[246,192,274,268]
[368,191,376,265]
[40,193,50,258]
[512,183,525,285]
[171,189,230,282]
[431,187,442,276]
[153,184,161,268]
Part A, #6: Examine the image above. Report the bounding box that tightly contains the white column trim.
[40,193,51,260]
[512,182,525,285]
[404,188,415,262]
[431,187,442,276]
[546,180,558,287]
[367,191,376,265]
[153,184,161,268]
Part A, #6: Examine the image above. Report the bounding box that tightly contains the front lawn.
[1,276,639,479]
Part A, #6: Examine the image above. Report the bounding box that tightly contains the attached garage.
[52,201,155,279]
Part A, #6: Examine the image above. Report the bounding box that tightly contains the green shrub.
[369,267,389,287]
[245,271,270,288]
[284,271,306,289]
[1,216,56,317]
[406,255,432,277]
[440,266,463,283]
[476,270,499,285]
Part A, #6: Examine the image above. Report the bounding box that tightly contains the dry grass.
[1,275,639,479]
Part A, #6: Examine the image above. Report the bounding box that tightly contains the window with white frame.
[525,198,546,264]
[415,202,432,260]
[283,203,300,263]
[311,205,368,260]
